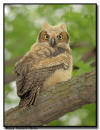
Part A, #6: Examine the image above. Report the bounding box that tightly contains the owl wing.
[14,53,34,96]
[15,54,42,107]
[15,45,47,97]
[34,53,71,69]
[15,51,71,108]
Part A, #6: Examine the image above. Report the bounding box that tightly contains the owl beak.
[50,38,56,47]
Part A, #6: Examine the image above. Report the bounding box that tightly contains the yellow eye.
[44,34,49,40]
[57,34,63,40]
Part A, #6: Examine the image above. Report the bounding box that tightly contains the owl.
[14,23,73,108]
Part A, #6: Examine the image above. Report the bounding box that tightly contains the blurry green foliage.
[47,104,96,126]
[5,4,96,126]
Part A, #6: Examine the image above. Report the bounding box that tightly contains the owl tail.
[19,87,40,108]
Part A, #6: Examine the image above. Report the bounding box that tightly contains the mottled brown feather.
[15,58,66,108]
[15,46,71,108]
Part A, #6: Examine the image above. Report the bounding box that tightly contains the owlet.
[15,23,73,108]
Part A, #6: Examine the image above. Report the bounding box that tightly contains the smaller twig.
[70,42,90,49]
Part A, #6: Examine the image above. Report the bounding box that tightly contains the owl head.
[38,23,69,50]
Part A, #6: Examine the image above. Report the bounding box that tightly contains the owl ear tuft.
[66,32,70,43]
[42,23,50,29]
[60,24,67,30]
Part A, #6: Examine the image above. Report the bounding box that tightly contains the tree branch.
[5,74,16,84]
[5,56,23,66]
[81,48,96,62]
[5,70,96,126]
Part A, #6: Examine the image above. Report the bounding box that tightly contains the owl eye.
[57,34,63,40]
[44,34,49,40]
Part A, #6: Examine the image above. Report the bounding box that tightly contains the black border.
[3,3,98,129]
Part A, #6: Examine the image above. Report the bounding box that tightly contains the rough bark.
[5,70,96,126]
